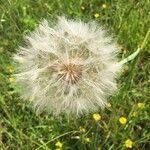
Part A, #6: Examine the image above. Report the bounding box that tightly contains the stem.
[119,28,150,65]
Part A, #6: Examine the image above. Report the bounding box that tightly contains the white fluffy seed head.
[14,16,121,116]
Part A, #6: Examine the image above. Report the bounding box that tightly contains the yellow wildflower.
[93,113,101,121]
[81,6,85,10]
[94,13,100,18]
[79,126,86,133]
[124,139,133,148]
[55,141,63,149]
[132,112,137,117]
[9,77,15,82]
[7,66,14,73]
[102,4,107,9]
[84,137,91,143]
[119,117,127,125]
[137,102,145,109]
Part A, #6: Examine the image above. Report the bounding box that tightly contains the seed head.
[14,16,121,116]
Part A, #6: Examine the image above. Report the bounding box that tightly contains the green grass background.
[0,0,150,149]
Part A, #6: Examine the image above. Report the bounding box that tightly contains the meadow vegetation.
[0,0,150,149]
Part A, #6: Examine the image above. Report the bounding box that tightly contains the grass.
[0,0,150,149]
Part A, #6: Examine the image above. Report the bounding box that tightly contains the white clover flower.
[14,16,121,116]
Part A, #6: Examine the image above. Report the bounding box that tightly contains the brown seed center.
[57,63,82,84]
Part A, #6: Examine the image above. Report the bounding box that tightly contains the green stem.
[119,28,150,65]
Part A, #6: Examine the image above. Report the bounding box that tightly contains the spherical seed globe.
[14,16,121,116]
